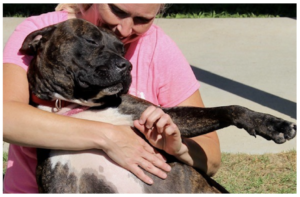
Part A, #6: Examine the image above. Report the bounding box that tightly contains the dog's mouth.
[72,69,132,107]
[90,83,125,103]
[82,83,124,106]
[101,83,124,96]
[62,83,125,107]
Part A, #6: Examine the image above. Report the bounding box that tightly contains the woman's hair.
[55,3,168,15]
[55,4,92,14]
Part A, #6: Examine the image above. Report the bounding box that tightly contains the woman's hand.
[134,106,186,156]
[102,124,171,185]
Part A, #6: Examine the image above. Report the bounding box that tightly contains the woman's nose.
[117,18,133,37]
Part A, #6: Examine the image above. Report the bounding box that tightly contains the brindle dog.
[19,18,296,193]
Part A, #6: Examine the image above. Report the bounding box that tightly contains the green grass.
[158,11,280,18]
[3,152,8,176]
[159,4,295,18]
[213,150,297,193]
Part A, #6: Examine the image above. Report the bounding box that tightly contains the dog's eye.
[85,38,97,45]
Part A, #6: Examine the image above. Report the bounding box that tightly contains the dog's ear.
[19,24,57,56]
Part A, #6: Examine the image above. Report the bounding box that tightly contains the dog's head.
[20,18,132,107]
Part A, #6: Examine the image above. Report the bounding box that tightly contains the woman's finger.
[156,113,173,134]
[138,106,157,125]
[139,159,167,179]
[127,151,170,184]
[134,120,168,162]
[142,142,171,172]
[145,108,165,129]
[128,164,154,185]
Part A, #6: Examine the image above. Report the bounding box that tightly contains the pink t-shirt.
[3,11,200,193]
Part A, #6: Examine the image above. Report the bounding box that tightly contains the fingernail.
[148,179,153,184]
[139,119,144,124]
[166,165,171,171]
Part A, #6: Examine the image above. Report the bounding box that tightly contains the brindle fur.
[20,18,296,193]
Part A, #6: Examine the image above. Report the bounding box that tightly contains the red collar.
[31,94,71,109]
[31,94,89,116]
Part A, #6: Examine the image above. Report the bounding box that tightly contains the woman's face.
[93,4,161,45]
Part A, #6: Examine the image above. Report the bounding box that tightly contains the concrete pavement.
[2,17,297,154]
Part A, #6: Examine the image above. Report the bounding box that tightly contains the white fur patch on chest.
[70,107,134,126]
[49,149,144,193]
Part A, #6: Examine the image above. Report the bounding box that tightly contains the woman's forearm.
[176,90,221,176]
[174,133,221,177]
[3,100,110,151]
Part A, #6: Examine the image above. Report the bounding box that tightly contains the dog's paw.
[246,114,296,144]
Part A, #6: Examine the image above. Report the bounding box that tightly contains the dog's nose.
[116,59,132,72]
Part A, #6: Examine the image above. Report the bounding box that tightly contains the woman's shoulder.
[137,24,180,57]
[143,23,170,40]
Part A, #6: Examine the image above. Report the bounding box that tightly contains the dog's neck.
[30,94,72,111]
[58,105,90,116]
[31,93,90,116]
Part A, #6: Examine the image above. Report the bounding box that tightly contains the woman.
[3,4,221,193]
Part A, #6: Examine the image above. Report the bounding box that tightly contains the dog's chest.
[38,105,145,193]
[39,105,134,126]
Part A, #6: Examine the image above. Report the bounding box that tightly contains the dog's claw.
[284,123,297,140]
[257,117,296,144]
[239,111,297,144]
[249,129,257,138]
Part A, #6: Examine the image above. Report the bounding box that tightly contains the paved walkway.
[2,17,297,154]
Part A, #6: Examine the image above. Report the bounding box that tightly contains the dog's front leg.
[119,95,296,144]
[163,105,296,144]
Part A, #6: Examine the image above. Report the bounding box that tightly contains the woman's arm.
[176,90,221,177]
[134,90,221,177]
[3,63,170,184]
